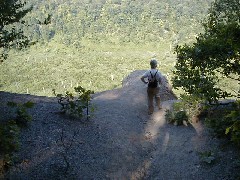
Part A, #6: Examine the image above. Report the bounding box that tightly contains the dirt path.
[2,70,239,179]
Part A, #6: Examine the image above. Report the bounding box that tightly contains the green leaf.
[23,101,34,108]
[225,127,231,135]
[7,101,17,107]
[56,94,63,98]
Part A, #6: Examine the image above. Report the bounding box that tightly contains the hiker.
[141,59,163,114]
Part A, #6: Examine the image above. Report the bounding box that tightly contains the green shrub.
[53,86,94,120]
[225,100,240,146]
[165,94,203,126]
[198,150,216,164]
[0,120,20,171]
[206,100,240,146]
[165,109,189,126]
[7,101,35,127]
[177,94,206,120]
[205,108,233,138]
[0,101,34,173]
[0,120,20,154]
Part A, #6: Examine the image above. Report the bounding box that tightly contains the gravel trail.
[1,70,239,180]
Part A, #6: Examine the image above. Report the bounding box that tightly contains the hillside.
[1,70,239,179]
[0,0,215,97]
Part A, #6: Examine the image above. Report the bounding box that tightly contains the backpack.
[148,70,158,88]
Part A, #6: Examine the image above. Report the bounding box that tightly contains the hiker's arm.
[141,76,148,84]
[158,77,162,84]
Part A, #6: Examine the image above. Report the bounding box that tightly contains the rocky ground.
[1,70,239,180]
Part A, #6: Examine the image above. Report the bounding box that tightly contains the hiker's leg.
[156,96,161,109]
[147,88,154,114]
[155,87,161,109]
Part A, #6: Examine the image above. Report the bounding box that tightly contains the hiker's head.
[150,59,158,68]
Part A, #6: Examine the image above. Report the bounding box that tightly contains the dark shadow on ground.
[0,70,177,179]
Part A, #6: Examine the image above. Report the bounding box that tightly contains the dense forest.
[22,0,212,46]
[1,0,215,96]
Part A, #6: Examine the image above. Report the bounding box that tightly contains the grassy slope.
[1,38,237,98]
[0,40,178,97]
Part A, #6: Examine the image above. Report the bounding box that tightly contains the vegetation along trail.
[3,70,239,179]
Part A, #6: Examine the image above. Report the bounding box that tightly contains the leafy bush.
[173,0,240,103]
[225,100,240,146]
[165,94,206,126]
[7,101,35,127]
[0,101,34,173]
[206,100,240,146]
[0,120,20,171]
[166,109,189,126]
[165,99,189,126]
[198,150,216,164]
[205,111,233,138]
[176,94,206,120]
[0,120,20,154]
[53,86,94,120]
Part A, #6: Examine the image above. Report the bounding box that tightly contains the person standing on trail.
[141,59,163,115]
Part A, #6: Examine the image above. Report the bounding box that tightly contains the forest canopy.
[18,0,213,47]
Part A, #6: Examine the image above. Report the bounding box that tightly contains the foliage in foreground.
[198,150,216,164]
[165,94,206,126]
[0,0,32,60]
[0,101,34,172]
[165,108,189,126]
[167,94,240,147]
[171,0,240,149]
[0,0,51,61]
[173,0,240,103]
[0,120,20,156]
[206,100,240,146]
[7,101,34,127]
[53,86,94,120]
[225,100,240,146]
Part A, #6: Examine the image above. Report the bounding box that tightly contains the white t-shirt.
[142,69,162,87]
